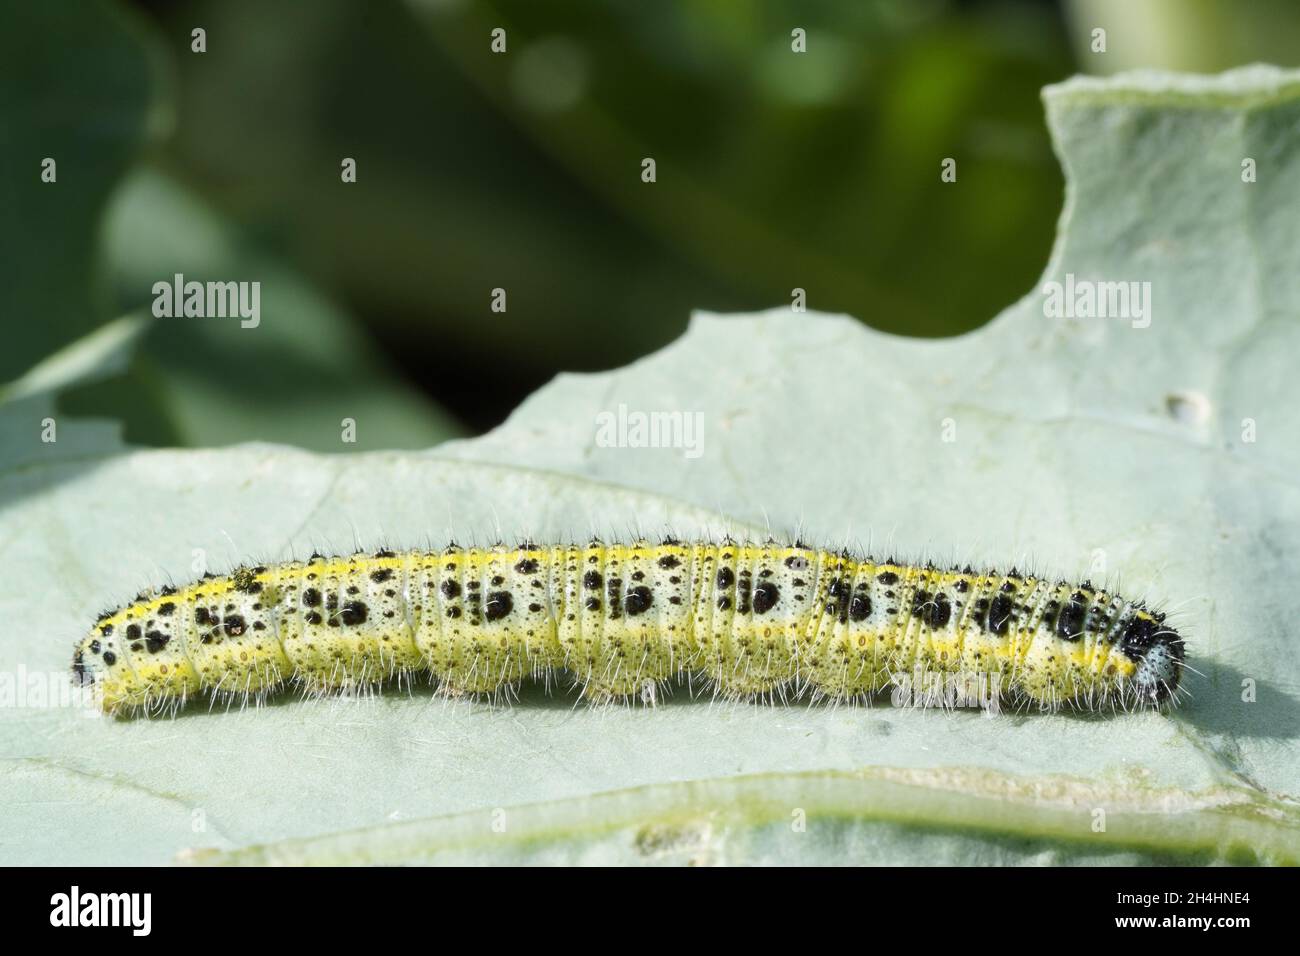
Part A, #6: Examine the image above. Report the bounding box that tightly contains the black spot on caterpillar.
[74,539,1186,717]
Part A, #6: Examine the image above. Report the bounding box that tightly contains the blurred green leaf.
[1067,0,1300,73]
[0,314,147,406]
[0,0,168,382]
[0,315,146,473]
[147,0,1069,427]
[2,1,463,454]
[66,168,466,452]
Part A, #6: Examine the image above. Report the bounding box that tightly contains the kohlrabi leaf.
[3,66,1299,866]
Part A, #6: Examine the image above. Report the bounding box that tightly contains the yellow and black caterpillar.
[73,539,1186,716]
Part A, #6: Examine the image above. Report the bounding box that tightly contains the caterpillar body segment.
[73,540,1186,716]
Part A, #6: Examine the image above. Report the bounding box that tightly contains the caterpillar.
[71,539,1186,717]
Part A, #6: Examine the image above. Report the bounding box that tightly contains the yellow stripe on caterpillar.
[72,540,1186,717]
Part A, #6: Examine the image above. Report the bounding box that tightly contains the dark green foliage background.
[3,0,1296,447]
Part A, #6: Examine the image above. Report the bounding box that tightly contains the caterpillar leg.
[803,633,888,700]
[705,624,800,700]
[418,634,524,697]
[411,619,521,699]
[574,630,674,704]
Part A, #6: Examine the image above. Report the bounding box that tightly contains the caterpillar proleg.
[73,539,1186,717]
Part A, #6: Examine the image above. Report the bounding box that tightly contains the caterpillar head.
[1119,611,1185,706]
